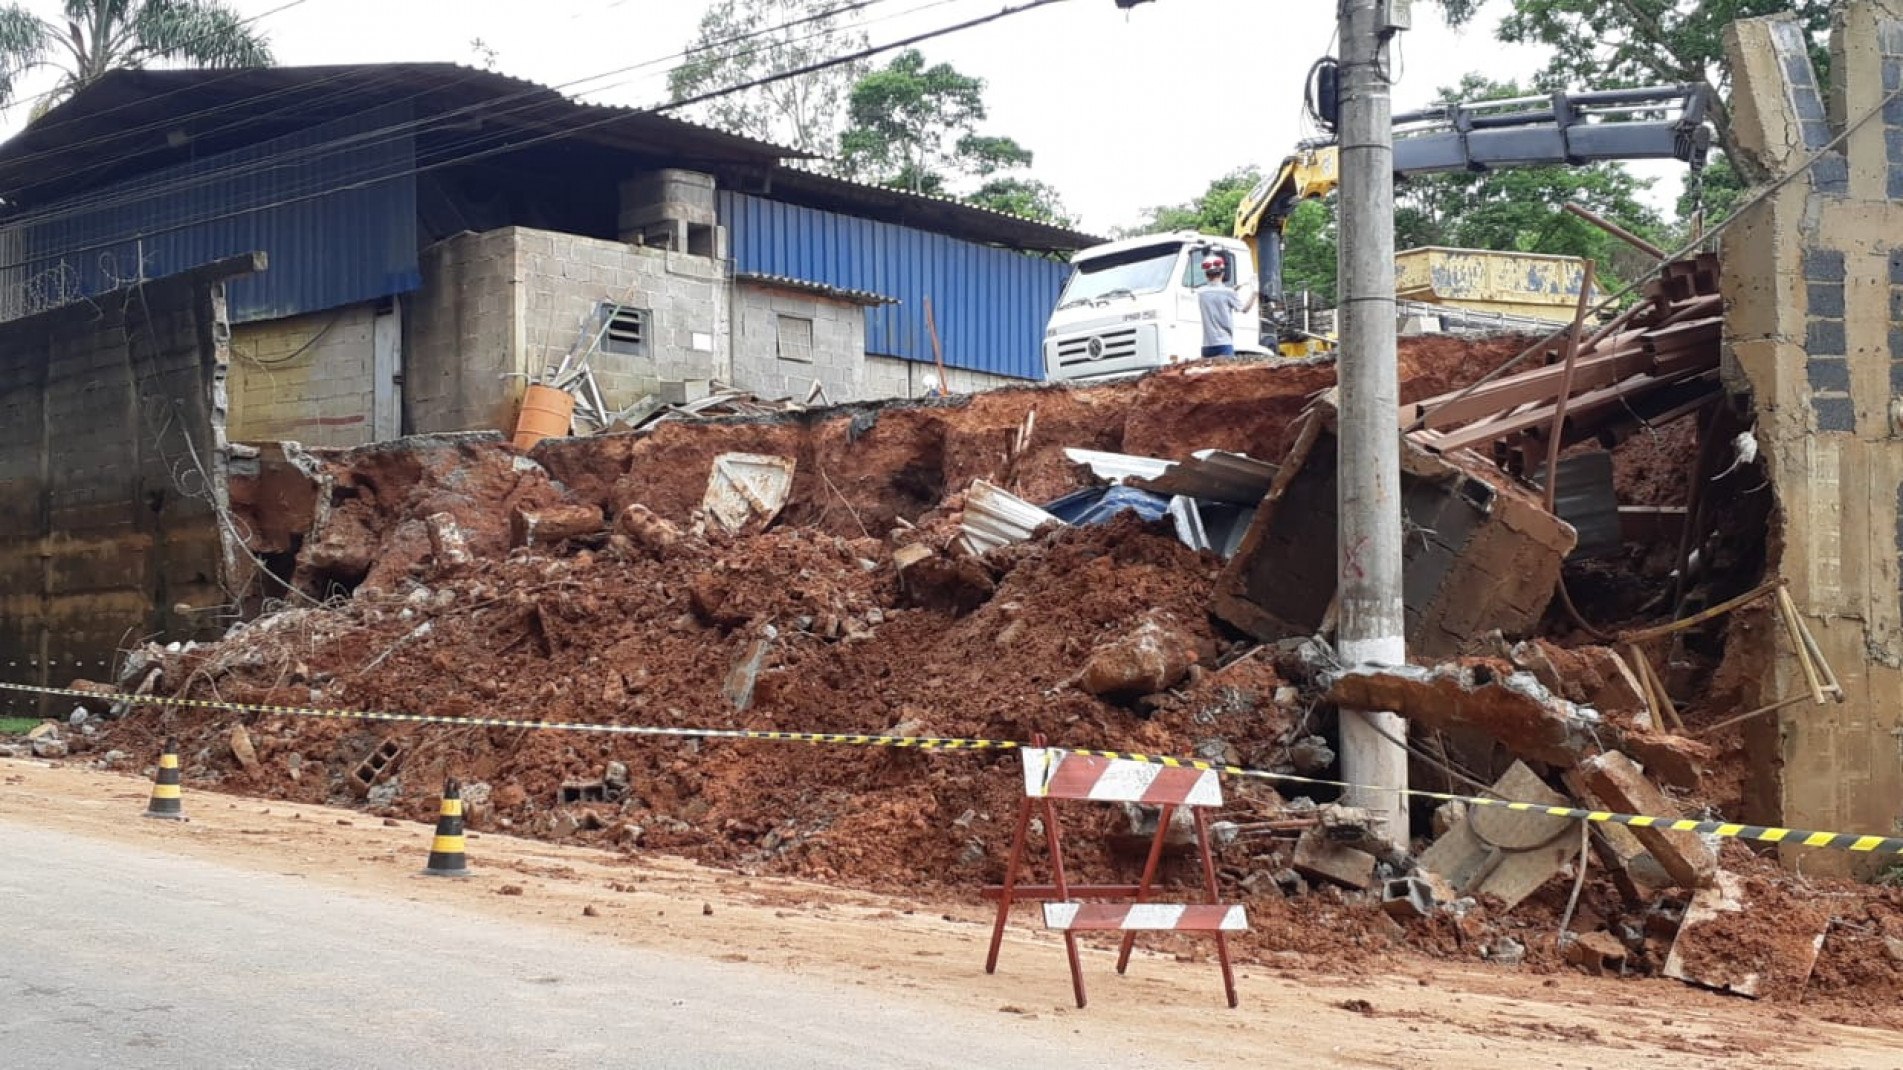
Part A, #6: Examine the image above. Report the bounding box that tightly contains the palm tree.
[0,1,274,114]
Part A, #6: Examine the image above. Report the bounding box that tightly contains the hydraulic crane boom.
[1237,83,1713,335]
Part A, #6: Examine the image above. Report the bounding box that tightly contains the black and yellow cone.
[422,777,470,877]
[143,738,186,821]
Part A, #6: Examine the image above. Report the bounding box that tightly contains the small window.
[776,314,814,363]
[1184,249,1236,288]
[599,304,650,356]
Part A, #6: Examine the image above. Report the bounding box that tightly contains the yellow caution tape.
[6,679,1899,855]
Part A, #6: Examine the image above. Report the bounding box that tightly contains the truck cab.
[1044,232,1263,382]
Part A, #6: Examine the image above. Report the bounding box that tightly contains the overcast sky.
[0,0,1684,233]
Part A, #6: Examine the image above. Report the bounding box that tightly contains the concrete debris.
[30,735,69,759]
[1213,413,1576,657]
[702,453,796,533]
[1078,614,1199,700]
[1293,824,1378,891]
[1324,663,1600,769]
[426,511,473,569]
[1566,931,1630,976]
[1284,736,1336,776]
[1381,876,1436,920]
[1566,751,1716,891]
[1483,936,1526,966]
[1418,762,1578,912]
[1662,871,1828,999]
[612,504,683,559]
[511,503,605,548]
[229,723,260,774]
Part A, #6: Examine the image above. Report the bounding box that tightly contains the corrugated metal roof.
[734,272,896,306]
[3,104,418,324]
[0,64,1102,253]
[722,191,1067,379]
[1132,450,1280,505]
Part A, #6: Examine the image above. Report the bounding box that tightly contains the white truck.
[1041,231,1265,383]
[1044,83,1715,384]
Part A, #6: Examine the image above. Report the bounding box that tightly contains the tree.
[1125,166,1260,236]
[0,0,273,113]
[966,176,1074,227]
[666,0,870,156]
[837,49,1065,222]
[1282,199,1337,302]
[1434,0,1835,184]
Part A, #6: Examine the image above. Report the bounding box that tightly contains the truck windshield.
[1056,245,1182,308]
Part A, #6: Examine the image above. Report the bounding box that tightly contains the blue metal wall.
[4,105,419,324]
[719,191,1064,380]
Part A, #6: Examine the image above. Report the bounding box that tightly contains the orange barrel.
[512,384,575,449]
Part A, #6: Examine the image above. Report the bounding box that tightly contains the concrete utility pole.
[1335,0,1409,847]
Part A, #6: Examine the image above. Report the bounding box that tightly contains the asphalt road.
[0,821,1170,1070]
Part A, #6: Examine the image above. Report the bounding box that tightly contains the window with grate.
[776,314,815,363]
[599,304,650,356]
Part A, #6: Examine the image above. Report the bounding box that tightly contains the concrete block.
[1292,825,1376,891]
[1565,751,1715,890]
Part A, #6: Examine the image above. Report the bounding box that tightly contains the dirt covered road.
[4,758,1896,1069]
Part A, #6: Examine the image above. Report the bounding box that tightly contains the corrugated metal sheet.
[2,105,419,324]
[720,191,1065,380]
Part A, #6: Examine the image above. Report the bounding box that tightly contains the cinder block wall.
[730,282,865,402]
[226,305,378,447]
[1725,0,1903,874]
[862,355,1024,399]
[408,227,729,435]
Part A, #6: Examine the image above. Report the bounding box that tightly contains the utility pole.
[1335,0,1409,847]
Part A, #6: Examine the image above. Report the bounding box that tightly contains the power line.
[0,0,1068,277]
[0,0,937,235]
[0,0,312,120]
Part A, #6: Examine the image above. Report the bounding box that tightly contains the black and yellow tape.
[0,680,1017,752]
[8,679,1900,856]
[1058,747,1903,857]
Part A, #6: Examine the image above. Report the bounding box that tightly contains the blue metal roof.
[2,104,419,324]
[720,192,1065,381]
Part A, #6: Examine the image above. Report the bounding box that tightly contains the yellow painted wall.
[226,305,377,447]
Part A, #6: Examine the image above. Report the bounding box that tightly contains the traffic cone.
[143,737,186,821]
[422,777,470,877]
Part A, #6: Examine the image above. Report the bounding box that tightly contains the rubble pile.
[60,324,1903,1023]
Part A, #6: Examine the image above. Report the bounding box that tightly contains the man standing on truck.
[1197,254,1257,358]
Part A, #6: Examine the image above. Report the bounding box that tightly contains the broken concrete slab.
[1565,751,1716,890]
[1213,409,1576,657]
[702,452,796,533]
[1293,825,1377,891]
[1418,761,1580,912]
[511,503,604,548]
[1662,871,1829,999]
[1324,663,1601,769]
[1565,930,1630,976]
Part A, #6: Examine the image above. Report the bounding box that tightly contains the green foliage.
[966,176,1074,227]
[1675,152,1747,230]
[667,0,869,156]
[0,0,274,112]
[1282,199,1337,303]
[1125,166,1261,236]
[838,49,1067,223]
[0,717,37,735]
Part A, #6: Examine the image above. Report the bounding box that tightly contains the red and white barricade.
[983,742,1246,1008]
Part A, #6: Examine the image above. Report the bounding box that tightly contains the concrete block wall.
[408,227,727,435]
[226,304,378,447]
[730,281,865,402]
[1725,1,1903,874]
[863,354,1023,400]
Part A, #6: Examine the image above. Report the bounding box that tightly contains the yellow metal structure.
[1393,247,1589,322]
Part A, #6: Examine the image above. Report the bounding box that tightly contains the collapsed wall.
[1723,2,1903,875]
